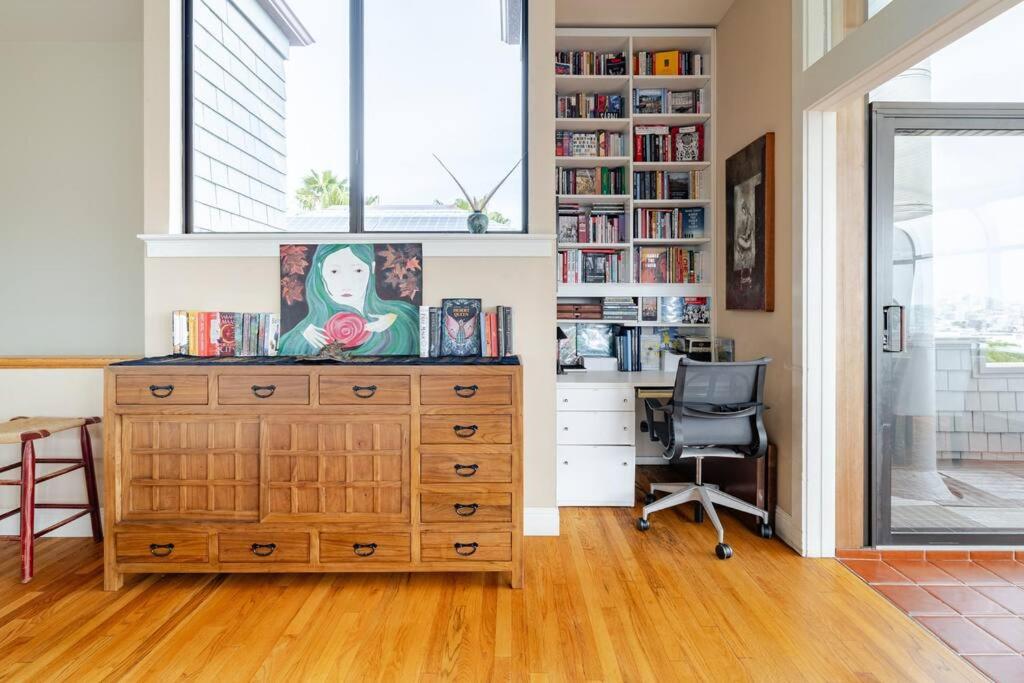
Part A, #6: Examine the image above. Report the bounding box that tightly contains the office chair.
[636,356,773,559]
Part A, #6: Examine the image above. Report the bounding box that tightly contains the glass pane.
[884,129,1024,536]
[190,0,350,232]
[363,0,524,232]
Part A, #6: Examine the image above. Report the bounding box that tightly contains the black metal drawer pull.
[352,542,377,557]
[149,543,174,557]
[251,384,277,399]
[352,384,378,399]
[453,384,479,398]
[149,384,174,398]
[454,503,480,517]
[453,463,479,477]
[250,542,277,557]
[454,542,479,556]
[453,424,478,438]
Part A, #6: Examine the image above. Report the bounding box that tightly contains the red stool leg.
[80,425,103,542]
[20,440,36,583]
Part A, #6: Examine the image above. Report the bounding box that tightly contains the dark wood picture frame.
[725,132,775,312]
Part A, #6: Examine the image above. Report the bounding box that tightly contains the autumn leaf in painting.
[379,244,422,302]
[280,245,310,276]
[281,275,305,305]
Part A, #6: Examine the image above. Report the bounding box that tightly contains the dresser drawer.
[319,375,411,405]
[421,532,512,562]
[558,411,634,445]
[421,492,512,523]
[217,532,311,563]
[557,446,635,506]
[115,531,209,563]
[557,387,634,412]
[421,452,512,484]
[421,375,512,406]
[217,375,309,405]
[420,415,512,444]
[115,375,208,405]
[320,532,411,563]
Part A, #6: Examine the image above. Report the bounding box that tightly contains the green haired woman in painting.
[279,244,419,355]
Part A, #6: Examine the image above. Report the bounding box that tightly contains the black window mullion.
[350,0,364,232]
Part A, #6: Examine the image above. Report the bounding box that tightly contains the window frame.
[182,0,529,234]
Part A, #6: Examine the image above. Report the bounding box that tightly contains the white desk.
[556,371,676,506]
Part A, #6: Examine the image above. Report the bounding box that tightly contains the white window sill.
[139,233,555,258]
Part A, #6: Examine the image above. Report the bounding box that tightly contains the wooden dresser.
[102,358,523,589]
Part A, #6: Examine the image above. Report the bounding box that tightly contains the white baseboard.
[774,505,803,554]
[524,507,560,536]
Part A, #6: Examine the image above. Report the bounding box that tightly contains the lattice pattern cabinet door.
[261,416,410,522]
[121,417,260,520]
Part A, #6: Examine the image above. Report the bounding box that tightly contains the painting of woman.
[278,243,422,356]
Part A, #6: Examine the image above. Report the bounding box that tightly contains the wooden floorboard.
[0,503,981,682]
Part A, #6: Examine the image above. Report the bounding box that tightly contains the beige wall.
[556,0,736,26]
[715,0,797,517]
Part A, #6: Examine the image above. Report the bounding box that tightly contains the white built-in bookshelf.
[554,27,717,364]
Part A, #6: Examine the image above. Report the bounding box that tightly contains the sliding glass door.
[871,103,1024,545]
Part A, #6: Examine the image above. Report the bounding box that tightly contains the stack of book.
[558,249,626,284]
[602,296,638,321]
[557,167,626,195]
[555,50,627,75]
[633,170,703,200]
[633,124,704,161]
[633,50,704,76]
[555,130,627,157]
[632,88,707,114]
[557,303,603,320]
[635,247,705,284]
[556,93,625,119]
[634,206,705,239]
[418,301,514,358]
[171,311,279,356]
[557,203,627,244]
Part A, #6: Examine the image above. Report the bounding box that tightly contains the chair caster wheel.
[758,522,773,539]
[636,518,650,531]
[694,504,704,523]
[644,492,656,505]
[640,420,649,433]
[715,543,733,560]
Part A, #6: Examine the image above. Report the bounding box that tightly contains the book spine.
[419,305,430,358]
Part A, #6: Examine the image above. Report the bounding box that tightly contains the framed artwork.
[278,243,423,355]
[725,132,775,311]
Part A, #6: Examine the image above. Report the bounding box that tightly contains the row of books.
[555,130,627,157]
[634,206,705,239]
[559,298,713,330]
[633,88,707,115]
[556,167,626,195]
[556,93,624,119]
[558,249,627,284]
[602,296,638,321]
[636,246,705,284]
[171,311,279,357]
[417,300,514,358]
[634,170,704,200]
[555,50,627,75]
[634,124,705,162]
[634,50,704,76]
[557,203,627,244]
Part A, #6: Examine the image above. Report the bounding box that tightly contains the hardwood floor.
[0,506,980,681]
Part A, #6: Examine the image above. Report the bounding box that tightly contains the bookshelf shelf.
[555,27,717,369]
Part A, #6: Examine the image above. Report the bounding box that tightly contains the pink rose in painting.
[324,312,371,349]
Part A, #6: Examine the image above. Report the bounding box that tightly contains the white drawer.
[557,411,634,445]
[557,446,635,506]
[558,387,634,412]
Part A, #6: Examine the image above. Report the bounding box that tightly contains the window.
[184,0,526,234]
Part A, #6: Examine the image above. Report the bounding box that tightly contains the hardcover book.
[634,89,666,114]
[681,207,705,237]
[660,297,684,324]
[575,169,597,195]
[440,298,482,356]
[641,297,659,321]
[673,124,704,162]
[653,50,680,76]
[669,90,697,114]
[571,133,598,157]
[638,247,668,283]
[683,297,711,324]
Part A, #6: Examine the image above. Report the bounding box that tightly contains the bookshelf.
[554,27,718,369]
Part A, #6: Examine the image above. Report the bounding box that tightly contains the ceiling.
[556,0,739,27]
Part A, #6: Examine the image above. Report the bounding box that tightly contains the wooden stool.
[0,416,103,582]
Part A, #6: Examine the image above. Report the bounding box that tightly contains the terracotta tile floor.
[840,550,1024,682]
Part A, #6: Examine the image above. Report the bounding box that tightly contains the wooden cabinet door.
[121,416,260,521]
[261,416,410,522]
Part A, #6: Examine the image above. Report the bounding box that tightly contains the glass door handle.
[882,305,905,353]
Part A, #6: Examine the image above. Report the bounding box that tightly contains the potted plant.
[433,154,522,234]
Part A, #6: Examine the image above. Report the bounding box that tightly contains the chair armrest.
[643,398,673,413]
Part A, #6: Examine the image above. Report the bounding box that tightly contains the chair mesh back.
[672,358,769,449]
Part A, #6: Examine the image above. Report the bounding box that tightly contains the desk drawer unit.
[557,446,636,506]
[557,387,633,412]
[557,411,634,445]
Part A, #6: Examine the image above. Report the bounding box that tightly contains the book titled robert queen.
[440,298,482,356]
